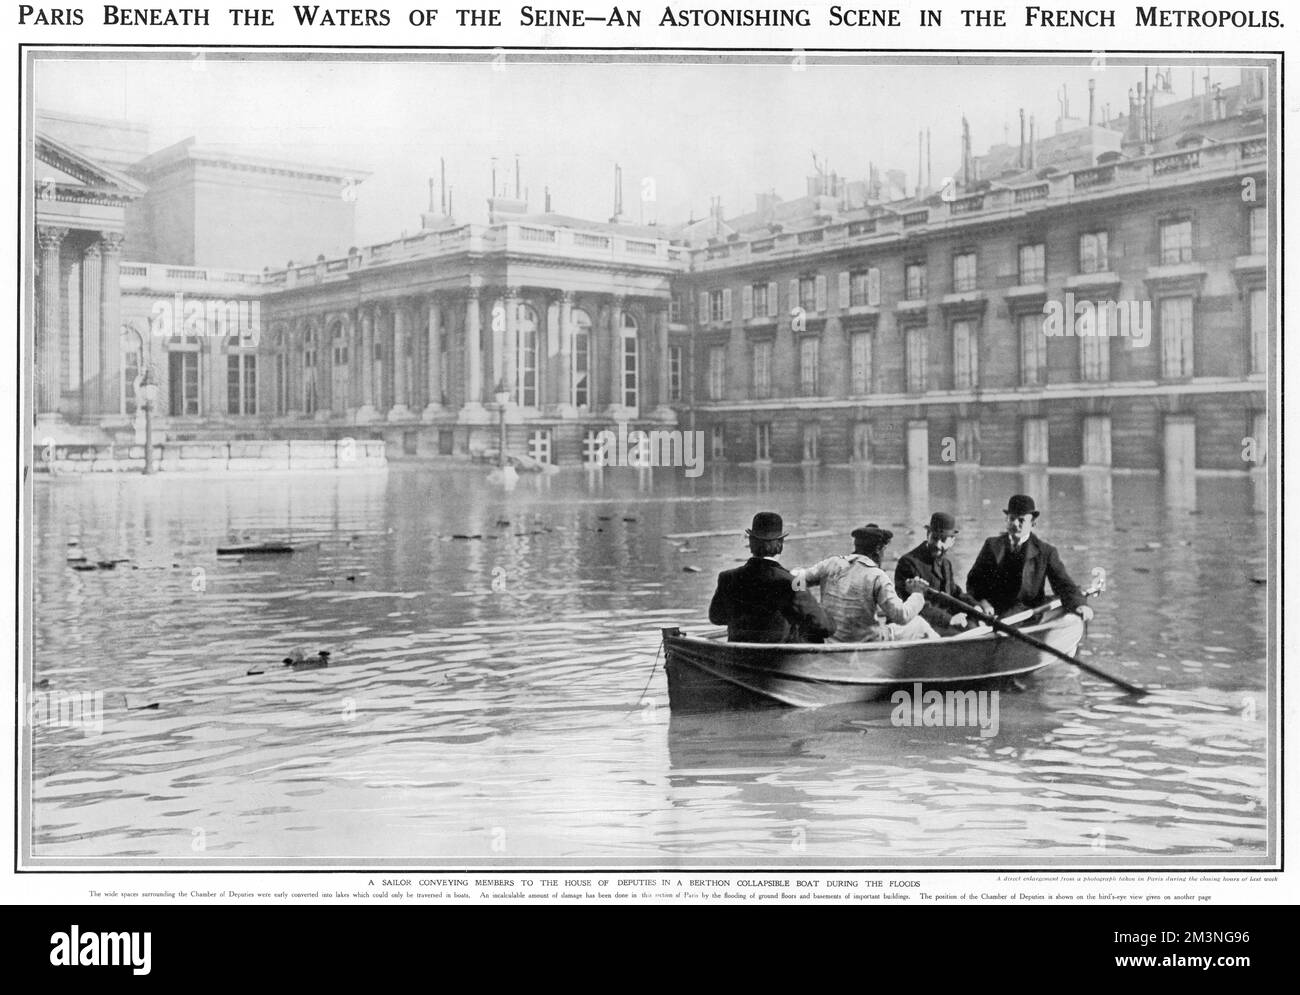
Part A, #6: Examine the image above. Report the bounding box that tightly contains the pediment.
[35,133,146,197]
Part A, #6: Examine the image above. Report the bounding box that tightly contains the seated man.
[895,511,978,633]
[965,494,1094,621]
[709,512,836,643]
[795,524,937,643]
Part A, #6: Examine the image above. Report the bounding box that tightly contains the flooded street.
[28,463,1269,865]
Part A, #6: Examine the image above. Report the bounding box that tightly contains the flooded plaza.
[26,462,1270,866]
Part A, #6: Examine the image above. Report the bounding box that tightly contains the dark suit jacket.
[709,557,836,643]
[965,532,1085,616]
[895,542,974,627]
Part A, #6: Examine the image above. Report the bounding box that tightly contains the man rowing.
[895,511,979,633]
[708,512,836,643]
[794,524,938,642]
[965,494,1094,622]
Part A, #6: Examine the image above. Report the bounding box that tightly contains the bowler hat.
[852,523,894,547]
[746,511,788,540]
[926,511,959,536]
[1003,494,1040,518]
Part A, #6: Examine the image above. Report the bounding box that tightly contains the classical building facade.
[31,68,1272,472]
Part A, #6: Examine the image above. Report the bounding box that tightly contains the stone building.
[31,68,1272,473]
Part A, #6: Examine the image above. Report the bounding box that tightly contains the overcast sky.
[35,55,1248,245]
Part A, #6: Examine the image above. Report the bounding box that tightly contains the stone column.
[98,232,124,416]
[207,328,225,416]
[37,225,68,417]
[651,305,675,421]
[389,303,412,420]
[605,296,625,416]
[553,291,576,418]
[501,283,517,400]
[422,296,442,421]
[356,306,376,423]
[80,241,102,415]
[460,288,488,422]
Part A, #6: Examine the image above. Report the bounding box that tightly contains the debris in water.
[682,566,701,573]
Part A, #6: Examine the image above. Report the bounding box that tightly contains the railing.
[797,229,824,244]
[848,220,877,236]
[1014,183,1049,203]
[1152,150,1200,175]
[751,238,774,253]
[1241,138,1266,160]
[1073,165,1115,189]
[950,195,985,215]
[518,225,557,243]
[902,210,929,227]
[572,232,611,250]
[624,239,657,255]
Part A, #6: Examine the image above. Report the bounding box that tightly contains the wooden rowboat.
[662,603,1087,711]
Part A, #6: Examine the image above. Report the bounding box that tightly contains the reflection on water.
[28,463,1269,864]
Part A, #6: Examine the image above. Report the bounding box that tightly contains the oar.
[925,588,1146,697]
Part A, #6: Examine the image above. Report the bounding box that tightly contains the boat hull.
[663,609,1085,710]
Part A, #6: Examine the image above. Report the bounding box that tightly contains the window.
[1019,313,1045,385]
[528,429,552,465]
[755,422,771,461]
[620,312,638,409]
[571,308,591,408]
[168,350,200,416]
[669,296,682,324]
[799,276,818,311]
[1079,231,1109,274]
[1082,415,1111,466]
[953,251,977,293]
[1018,243,1045,285]
[517,305,539,407]
[752,340,772,399]
[121,329,143,416]
[1160,296,1195,378]
[708,346,726,400]
[1080,317,1109,381]
[708,289,726,323]
[850,269,881,307]
[710,424,725,460]
[304,327,317,368]
[750,282,769,318]
[1250,287,1266,374]
[851,332,873,394]
[1023,418,1049,464]
[799,337,820,395]
[952,320,978,389]
[802,423,820,462]
[905,262,927,300]
[668,344,683,402]
[227,354,257,415]
[330,325,350,413]
[852,421,872,463]
[957,419,980,464]
[905,327,928,392]
[1159,219,1193,265]
[1248,207,1267,255]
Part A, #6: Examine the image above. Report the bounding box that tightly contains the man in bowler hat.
[709,512,836,643]
[895,511,978,632]
[794,524,936,642]
[965,494,1093,621]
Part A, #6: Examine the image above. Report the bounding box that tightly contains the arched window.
[571,308,591,409]
[121,326,144,416]
[330,320,350,413]
[516,304,539,407]
[620,310,638,410]
[302,325,318,414]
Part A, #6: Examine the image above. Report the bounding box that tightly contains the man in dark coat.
[965,494,1093,621]
[709,512,836,643]
[895,511,978,632]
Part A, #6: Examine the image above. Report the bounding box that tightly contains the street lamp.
[135,366,159,475]
[493,379,511,469]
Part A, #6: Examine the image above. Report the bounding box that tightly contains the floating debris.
[216,541,312,555]
[245,667,264,676]
[123,694,159,711]
[34,678,50,689]
[682,566,702,573]
[70,563,97,572]
[450,534,483,540]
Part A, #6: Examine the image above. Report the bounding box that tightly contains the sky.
[34,54,1249,246]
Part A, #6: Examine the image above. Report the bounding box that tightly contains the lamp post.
[493,380,511,468]
[136,366,159,475]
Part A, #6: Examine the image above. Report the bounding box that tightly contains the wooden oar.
[925,588,1146,697]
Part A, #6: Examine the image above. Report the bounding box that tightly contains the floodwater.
[27,461,1271,866]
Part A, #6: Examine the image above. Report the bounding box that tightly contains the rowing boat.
[661,603,1087,710]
